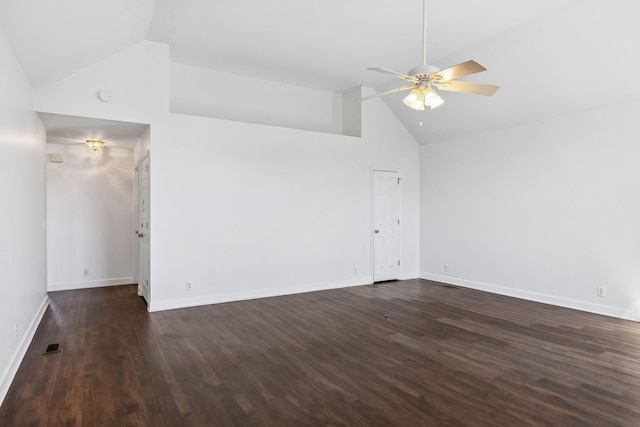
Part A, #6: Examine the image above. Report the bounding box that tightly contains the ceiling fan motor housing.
[408,64,440,78]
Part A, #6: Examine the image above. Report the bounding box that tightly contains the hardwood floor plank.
[2,280,640,426]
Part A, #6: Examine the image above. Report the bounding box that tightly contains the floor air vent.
[443,285,460,289]
[43,343,61,355]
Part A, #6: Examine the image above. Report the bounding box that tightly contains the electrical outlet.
[14,324,18,338]
[444,264,449,272]
[186,281,192,291]
[84,269,88,276]
[597,286,606,297]
[353,266,358,274]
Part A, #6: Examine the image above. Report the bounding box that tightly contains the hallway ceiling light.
[86,140,105,151]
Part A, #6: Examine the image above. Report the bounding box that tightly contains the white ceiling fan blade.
[435,80,499,96]
[430,60,486,82]
[367,68,420,83]
[361,85,416,102]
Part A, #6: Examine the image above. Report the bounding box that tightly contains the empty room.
[1,0,639,425]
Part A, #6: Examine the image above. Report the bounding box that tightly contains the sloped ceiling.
[0,0,155,87]
[2,0,639,144]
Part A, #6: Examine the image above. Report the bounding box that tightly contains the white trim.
[371,167,402,283]
[401,272,420,280]
[138,151,151,305]
[370,165,402,173]
[420,272,640,322]
[0,296,49,406]
[149,277,373,312]
[48,277,134,292]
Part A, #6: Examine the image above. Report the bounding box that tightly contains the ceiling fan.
[363,0,499,110]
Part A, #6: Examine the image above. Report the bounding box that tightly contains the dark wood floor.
[2,280,640,426]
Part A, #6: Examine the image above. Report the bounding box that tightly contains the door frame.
[370,167,402,282]
[133,160,140,287]
[137,151,151,306]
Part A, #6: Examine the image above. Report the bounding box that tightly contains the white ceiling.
[3,0,640,144]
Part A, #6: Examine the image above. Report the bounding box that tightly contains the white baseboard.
[48,276,134,292]
[420,272,640,322]
[149,277,373,312]
[0,295,49,406]
[401,272,420,280]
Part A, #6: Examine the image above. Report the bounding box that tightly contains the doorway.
[372,169,400,282]
[40,113,148,292]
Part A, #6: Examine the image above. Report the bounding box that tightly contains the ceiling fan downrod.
[422,0,427,67]
[409,0,439,78]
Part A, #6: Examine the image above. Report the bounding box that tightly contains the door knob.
[374,229,380,234]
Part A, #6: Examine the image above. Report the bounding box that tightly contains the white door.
[373,170,400,282]
[138,154,150,304]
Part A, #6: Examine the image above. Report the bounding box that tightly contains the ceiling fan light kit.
[403,86,444,110]
[363,0,499,111]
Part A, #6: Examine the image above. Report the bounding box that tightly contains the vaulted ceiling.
[1,0,638,144]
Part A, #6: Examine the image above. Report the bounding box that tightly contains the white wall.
[0,26,48,404]
[151,87,420,310]
[35,40,170,301]
[341,86,362,138]
[133,125,151,163]
[27,37,640,325]
[171,63,343,135]
[46,144,135,291]
[34,41,420,312]
[420,100,640,321]
[35,41,169,125]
